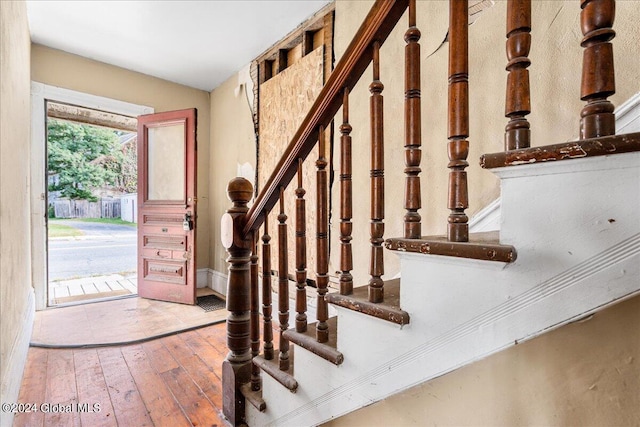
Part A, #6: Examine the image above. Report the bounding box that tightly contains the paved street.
[48,221,137,281]
[53,219,137,237]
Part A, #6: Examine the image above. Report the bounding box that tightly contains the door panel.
[137,109,197,304]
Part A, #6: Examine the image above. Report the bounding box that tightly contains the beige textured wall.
[31,45,212,268]
[331,0,640,284]
[0,0,33,424]
[325,294,640,426]
[209,74,256,274]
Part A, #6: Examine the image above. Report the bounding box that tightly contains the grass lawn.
[50,217,137,227]
[73,217,137,227]
[48,223,84,238]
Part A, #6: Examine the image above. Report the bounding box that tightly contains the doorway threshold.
[50,293,138,309]
[48,273,137,307]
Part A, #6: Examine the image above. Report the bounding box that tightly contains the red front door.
[137,109,197,304]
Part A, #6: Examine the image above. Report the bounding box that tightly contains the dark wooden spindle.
[261,212,274,361]
[249,233,261,392]
[295,159,308,333]
[404,0,422,239]
[447,0,470,243]
[316,125,329,343]
[505,0,532,150]
[369,41,385,303]
[340,88,354,296]
[277,187,290,371]
[221,177,253,426]
[580,0,616,139]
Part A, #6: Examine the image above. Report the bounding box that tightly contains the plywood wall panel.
[258,47,325,284]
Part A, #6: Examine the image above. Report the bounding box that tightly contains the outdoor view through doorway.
[46,102,139,306]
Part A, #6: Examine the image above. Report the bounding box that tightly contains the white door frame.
[30,82,153,310]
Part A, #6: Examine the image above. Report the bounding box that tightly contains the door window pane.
[147,123,185,201]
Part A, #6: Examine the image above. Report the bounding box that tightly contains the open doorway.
[30,83,154,311]
[46,102,139,306]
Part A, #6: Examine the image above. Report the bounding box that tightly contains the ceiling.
[26,1,331,92]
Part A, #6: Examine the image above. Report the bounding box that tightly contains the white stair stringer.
[246,151,640,427]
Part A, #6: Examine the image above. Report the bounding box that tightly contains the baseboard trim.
[207,269,228,296]
[197,268,209,288]
[0,288,35,427]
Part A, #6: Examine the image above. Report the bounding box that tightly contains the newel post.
[221,177,253,426]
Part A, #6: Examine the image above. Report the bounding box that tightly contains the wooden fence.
[52,198,121,219]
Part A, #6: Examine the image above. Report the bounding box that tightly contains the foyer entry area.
[30,290,226,348]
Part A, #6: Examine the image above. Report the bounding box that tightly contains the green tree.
[110,135,137,194]
[47,119,121,201]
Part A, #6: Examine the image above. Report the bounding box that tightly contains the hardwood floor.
[14,323,229,427]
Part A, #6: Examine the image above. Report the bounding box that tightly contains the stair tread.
[326,278,410,325]
[385,231,516,263]
[283,317,343,365]
[480,132,640,169]
[253,348,298,392]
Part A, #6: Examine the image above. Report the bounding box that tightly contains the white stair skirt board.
[615,91,640,134]
[247,151,640,427]
[468,197,501,232]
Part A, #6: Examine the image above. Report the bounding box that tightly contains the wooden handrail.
[242,0,410,237]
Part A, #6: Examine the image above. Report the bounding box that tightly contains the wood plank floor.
[14,323,229,427]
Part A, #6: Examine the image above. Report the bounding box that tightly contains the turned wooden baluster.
[249,233,261,391]
[369,41,385,303]
[316,125,330,343]
[295,159,308,332]
[505,0,532,150]
[277,187,290,370]
[447,0,470,243]
[580,0,616,139]
[404,0,422,239]
[340,88,354,296]
[261,212,274,361]
[221,177,253,426]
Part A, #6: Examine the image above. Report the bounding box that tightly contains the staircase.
[219,1,640,425]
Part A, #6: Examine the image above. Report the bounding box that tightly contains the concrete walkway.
[49,274,137,306]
